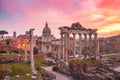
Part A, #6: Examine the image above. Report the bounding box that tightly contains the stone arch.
[0,50,7,54]
[10,50,19,54]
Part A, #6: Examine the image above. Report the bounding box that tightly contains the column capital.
[66,32,69,35]
[72,33,76,35]
[60,32,63,35]
[78,33,82,36]
[84,33,87,36]
[89,33,92,36]
[94,33,97,36]
[78,34,82,38]
[83,34,87,39]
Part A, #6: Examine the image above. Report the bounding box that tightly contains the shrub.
[47,53,52,58]
[115,74,120,80]
[47,60,56,66]
[100,55,102,58]
[91,57,96,60]
[34,47,38,54]
[52,65,59,71]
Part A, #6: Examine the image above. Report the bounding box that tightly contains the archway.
[0,50,7,54]
[10,50,19,54]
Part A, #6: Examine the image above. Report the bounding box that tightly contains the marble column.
[84,34,87,47]
[89,34,92,57]
[67,33,70,61]
[73,33,76,59]
[63,34,65,61]
[94,33,98,58]
[60,33,64,60]
[97,38,100,57]
[84,34,87,58]
[24,35,28,62]
[64,33,68,62]
[79,34,82,59]
[30,28,37,74]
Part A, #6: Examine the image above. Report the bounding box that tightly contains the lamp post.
[30,28,37,74]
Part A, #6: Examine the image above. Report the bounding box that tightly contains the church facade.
[37,22,56,53]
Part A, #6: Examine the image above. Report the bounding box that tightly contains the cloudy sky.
[0,0,120,38]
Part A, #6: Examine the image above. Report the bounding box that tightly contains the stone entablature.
[59,22,98,62]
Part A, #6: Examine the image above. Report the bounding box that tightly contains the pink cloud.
[97,0,120,9]
[1,0,120,38]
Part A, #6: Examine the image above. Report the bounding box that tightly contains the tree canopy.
[0,30,8,34]
[0,30,8,38]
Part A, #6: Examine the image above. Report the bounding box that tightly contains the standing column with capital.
[64,33,68,61]
[67,33,70,61]
[84,34,87,46]
[79,34,82,59]
[60,33,64,60]
[62,34,65,61]
[24,35,28,62]
[89,34,92,57]
[84,34,87,58]
[73,33,76,59]
[94,33,98,58]
[30,28,37,74]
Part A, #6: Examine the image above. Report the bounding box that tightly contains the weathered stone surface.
[68,59,120,80]
[59,61,70,75]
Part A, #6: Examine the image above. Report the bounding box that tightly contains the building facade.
[11,31,37,51]
[37,22,56,53]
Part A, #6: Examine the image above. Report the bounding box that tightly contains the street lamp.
[30,28,37,74]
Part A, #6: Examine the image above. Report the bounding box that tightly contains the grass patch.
[10,75,31,80]
[35,58,46,67]
[0,64,11,71]
[0,62,32,79]
[69,58,96,64]
[0,64,12,78]
[35,58,47,71]
[9,62,32,76]
[0,56,52,79]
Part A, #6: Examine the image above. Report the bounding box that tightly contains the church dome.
[42,22,51,36]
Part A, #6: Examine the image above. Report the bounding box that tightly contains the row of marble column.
[60,32,98,62]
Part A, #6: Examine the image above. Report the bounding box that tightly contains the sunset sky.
[0,0,120,38]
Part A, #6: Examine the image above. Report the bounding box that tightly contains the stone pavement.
[42,66,72,80]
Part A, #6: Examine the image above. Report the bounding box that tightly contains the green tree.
[33,47,38,54]
[0,30,8,38]
[5,39,11,45]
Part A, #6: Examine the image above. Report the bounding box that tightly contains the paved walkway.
[42,66,71,80]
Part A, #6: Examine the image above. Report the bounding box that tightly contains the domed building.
[38,22,56,53]
[42,22,51,36]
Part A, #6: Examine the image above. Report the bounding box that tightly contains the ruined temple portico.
[59,22,98,62]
